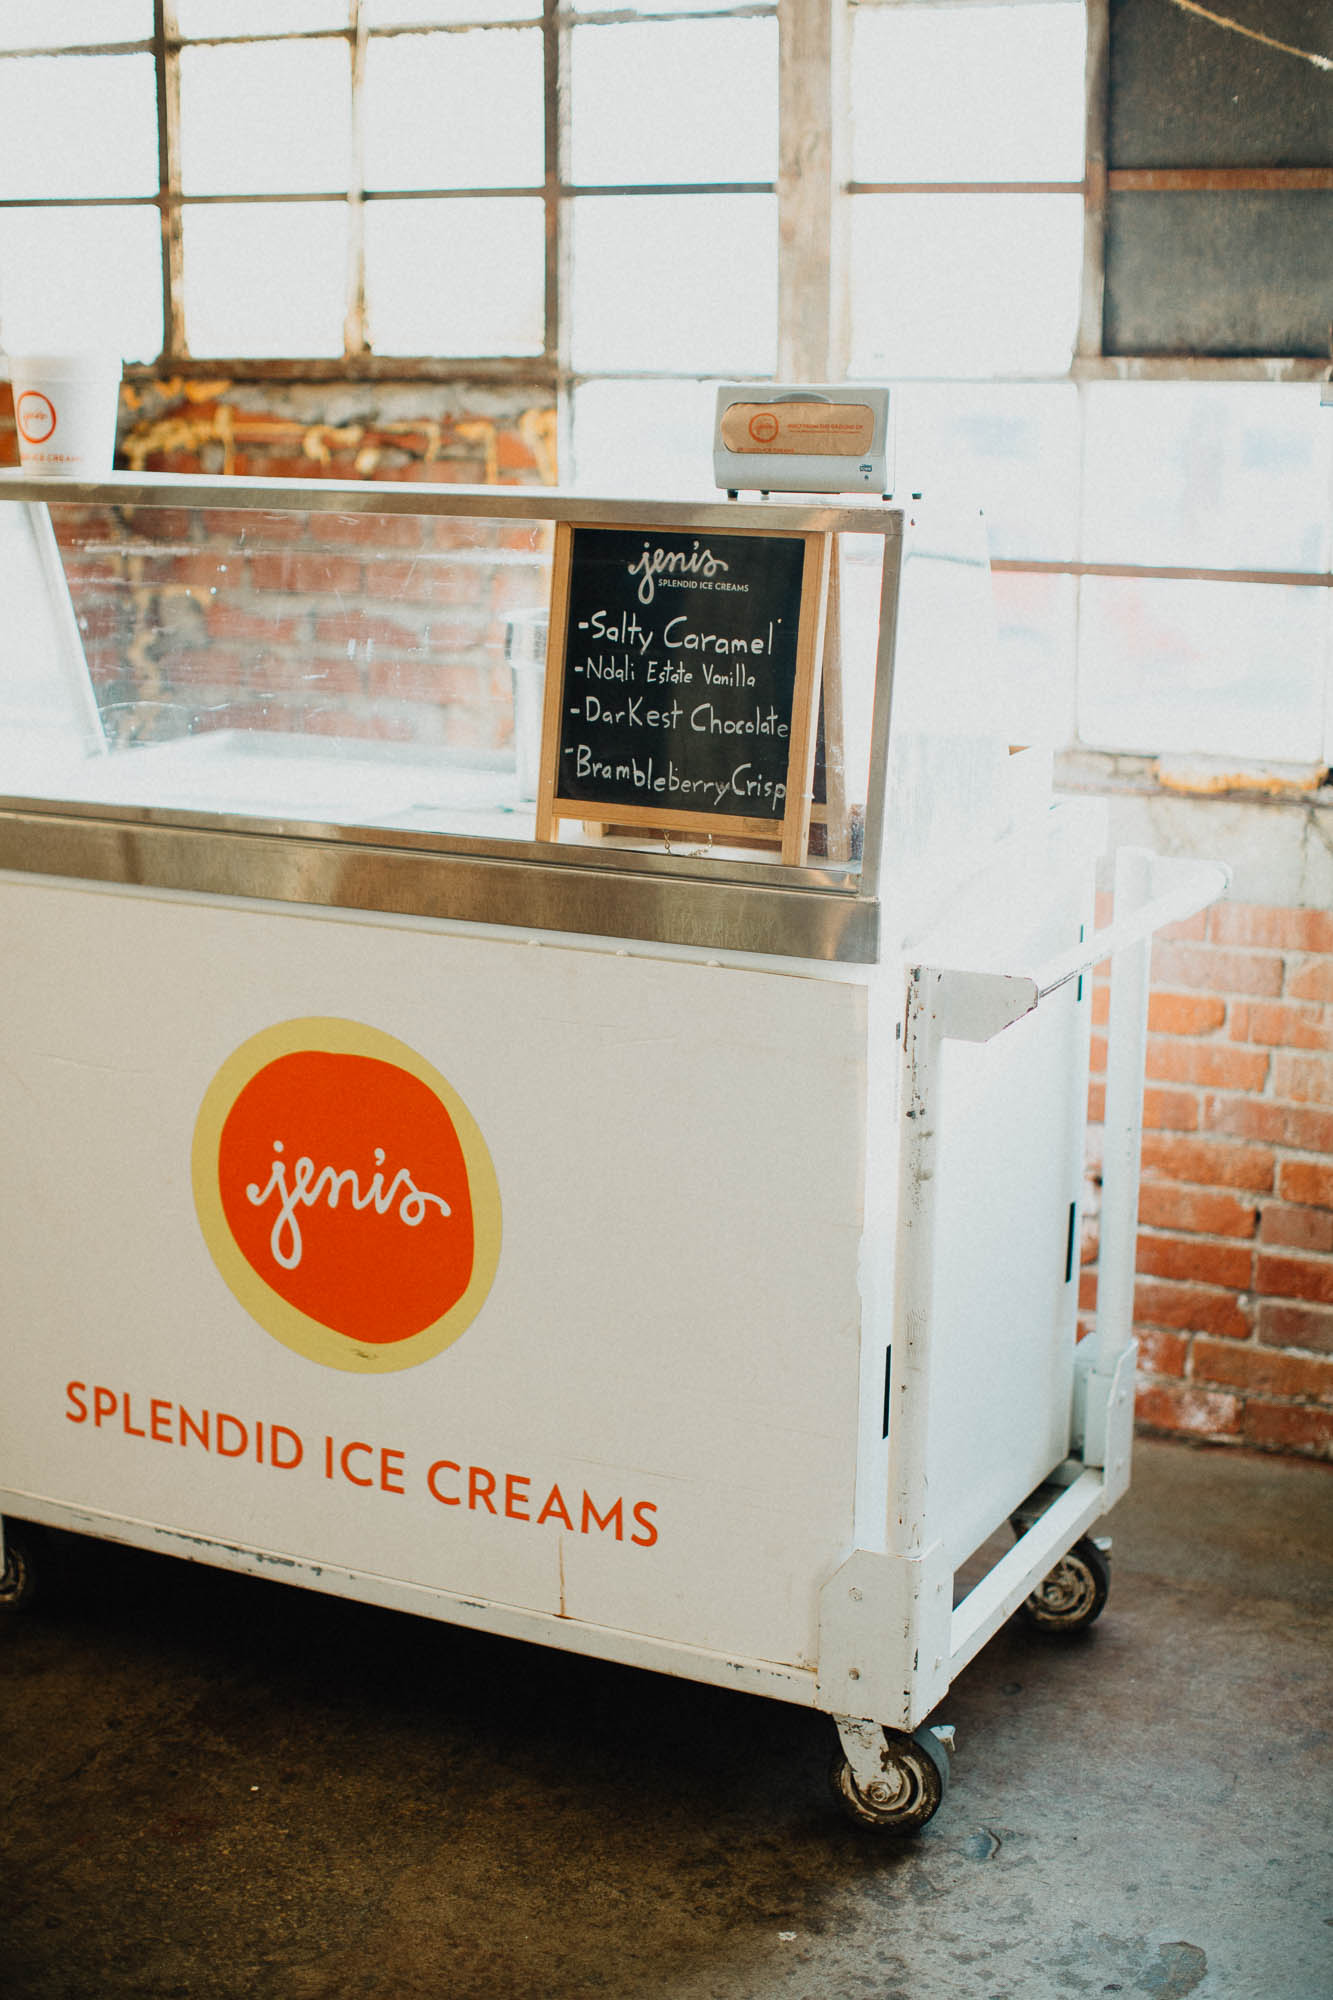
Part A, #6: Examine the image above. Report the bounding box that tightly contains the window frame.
[0,0,1326,389]
[3,1,1329,770]
[835,0,1330,776]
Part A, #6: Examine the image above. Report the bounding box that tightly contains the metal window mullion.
[345,0,369,357]
[171,187,547,204]
[1109,167,1333,193]
[0,40,156,59]
[165,26,357,49]
[569,5,775,22]
[0,196,168,209]
[1076,0,1109,361]
[548,0,571,459]
[1072,355,1329,381]
[1073,0,1109,754]
[124,356,559,384]
[154,0,186,361]
[777,0,844,382]
[990,559,1331,589]
[1072,372,1090,747]
[562,180,773,197]
[848,181,1085,195]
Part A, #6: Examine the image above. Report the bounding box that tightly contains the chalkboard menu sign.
[535,523,828,864]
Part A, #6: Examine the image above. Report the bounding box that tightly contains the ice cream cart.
[0,472,1224,1830]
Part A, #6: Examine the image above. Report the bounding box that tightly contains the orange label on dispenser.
[719,401,876,458]
[192,1019,501,1373]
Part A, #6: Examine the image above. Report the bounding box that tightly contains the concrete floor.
[1,1436,1329,2000]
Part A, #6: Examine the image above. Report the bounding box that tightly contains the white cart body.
[0,477,1224,1805]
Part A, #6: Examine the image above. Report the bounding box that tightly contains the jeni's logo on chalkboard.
[627,540,729,606]
[192,1020,501,1374]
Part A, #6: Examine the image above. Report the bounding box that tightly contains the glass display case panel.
[830,531,897,840]
[1,498,553,839]
[0,478,1041,959]
[1,502,106,753]
[0,487,929,885]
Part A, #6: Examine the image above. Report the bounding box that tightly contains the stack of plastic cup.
[5,353,123,476]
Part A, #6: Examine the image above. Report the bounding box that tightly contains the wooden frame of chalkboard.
[535,522,829,866]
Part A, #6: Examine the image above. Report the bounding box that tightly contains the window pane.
[892,383,1080,559]
[849,193,1082,377]
[571,19,777,185]
[852,2,1085,183]
[183,204,348,356]
[179,41,351,194]
[364,29,543,190]
[0,205,162,360]
[1082,384,1332,574]
[365,199,545,354]
[0,3,149,48]
[177,2,347,31]
[570,378,726,495]
[0,53,157,196]
[1077,577,1330,764]
[571,194,776,373]
[992,571,1077,744]
[364,1,540,22]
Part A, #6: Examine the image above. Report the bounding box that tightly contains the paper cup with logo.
[7,352,122,476]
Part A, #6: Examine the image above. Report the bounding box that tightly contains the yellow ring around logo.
[192,1017,501,1374]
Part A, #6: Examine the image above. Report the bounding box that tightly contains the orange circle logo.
[748,411,779,443]
[192,1019,501,1373]
[16,390,57,445]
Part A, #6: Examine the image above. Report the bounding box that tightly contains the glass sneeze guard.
[0,471,1017,964]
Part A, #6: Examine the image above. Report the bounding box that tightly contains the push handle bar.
[1028,855,1230,1002]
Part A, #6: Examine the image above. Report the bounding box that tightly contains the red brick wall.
[1083,900,1333,1460]
[1,378,557,487]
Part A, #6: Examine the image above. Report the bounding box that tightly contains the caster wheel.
[1020,1535,1109,1633]
[0,1522,38,1611]
[831,1724,950,1832]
